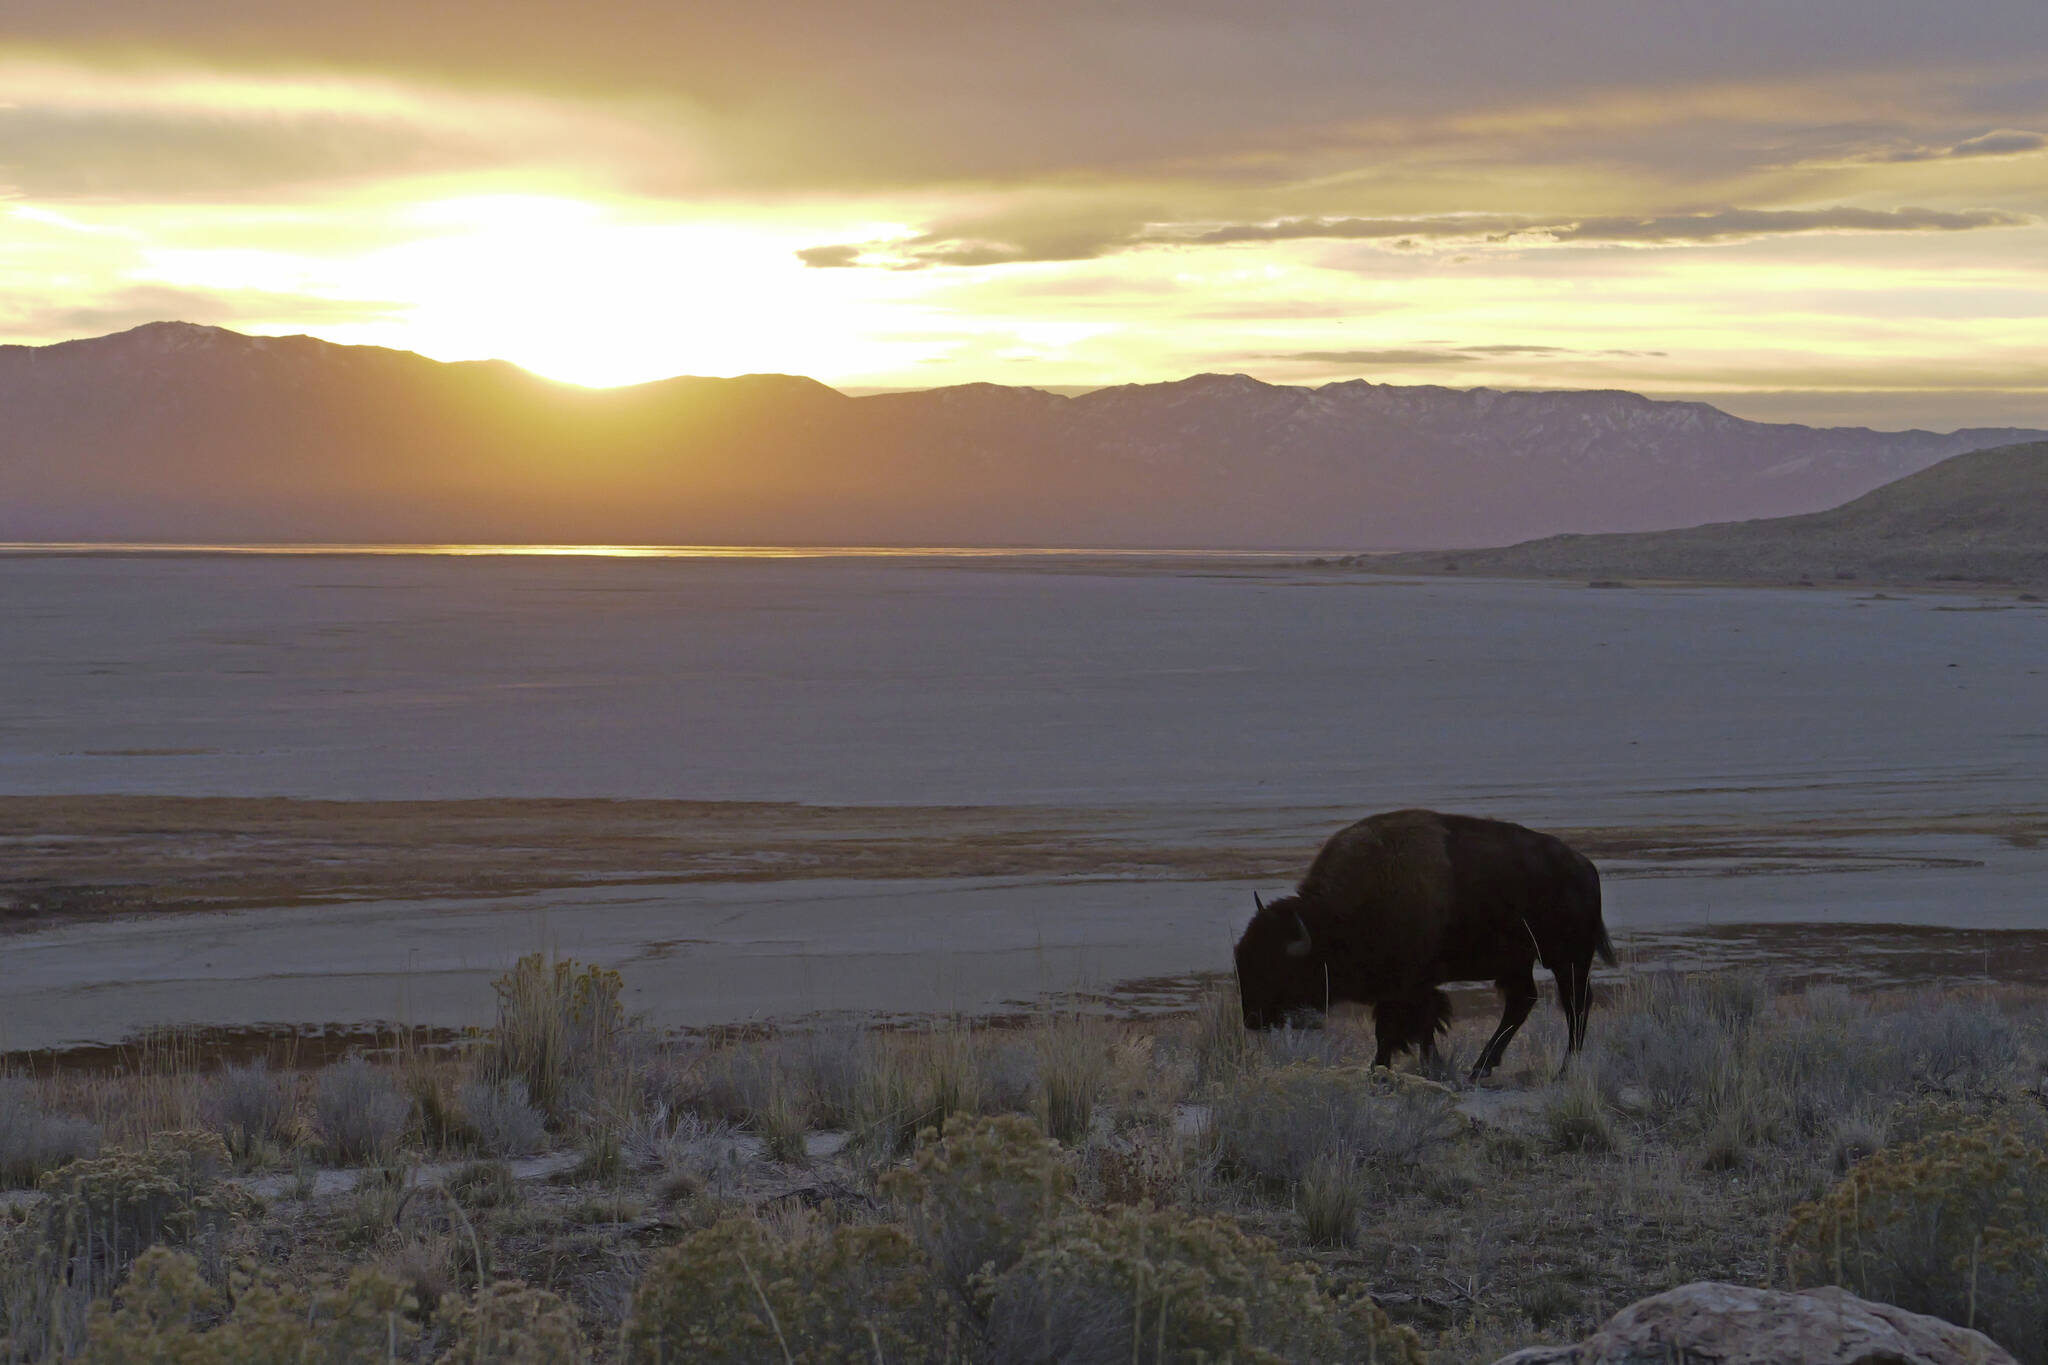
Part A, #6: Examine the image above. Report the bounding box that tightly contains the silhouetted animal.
[1233,808,1614,1079]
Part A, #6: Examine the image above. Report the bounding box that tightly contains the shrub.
[481,955,630,1122]
[314,1057,408,1165]
[457,1079,548,1158]
[622,1214,958,1365]
[697,1043,787,1127]
[700,1049,811,1164]
[1883,994,2022,1093]
[985,1205,1425,1365]
[200,1061,295,1164]
[76,1246,417,1365]
[1596,973,1749,1117]
[883,1114,1076,1313]
[1082,1125,1186,1208]
[1598,976,2024,1165]
[1784,1113,2048,1361]
[438,1281,588,1365]
[35,1131,248,1301]
[620,1109,746,1200]
[1757,985,1884,1137]
[444,1159,520,1210]
[0,1077,100,1189]
[1209,1064,1462,1192]
[978,1037,1041,1118]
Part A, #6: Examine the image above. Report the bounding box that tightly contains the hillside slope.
[1363,441,2048,585]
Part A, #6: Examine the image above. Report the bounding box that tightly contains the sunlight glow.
[0,43,2042,422]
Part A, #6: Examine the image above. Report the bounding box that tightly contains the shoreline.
[4,794,2045,1058]
[6,793,2043,935]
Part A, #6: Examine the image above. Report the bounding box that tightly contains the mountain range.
[2,322,2041,548]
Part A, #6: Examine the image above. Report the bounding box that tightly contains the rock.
[1490,1281,2018,1365]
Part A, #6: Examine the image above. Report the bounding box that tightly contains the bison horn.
[1285,912,1313,958]
[1254,892,1266,912]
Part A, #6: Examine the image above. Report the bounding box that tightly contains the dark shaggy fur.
[1233,808,1615,1080]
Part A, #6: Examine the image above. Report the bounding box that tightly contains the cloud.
[799,201,1162,270]
[0,105,483,198]
[814,203,2034,272]
[0,285,400,339]
[10,2,2048,192]
[1166,206,2030,251]
[0,57,665,202]
[1274,344,1668,367]
[1281,349,1480,366]
[1545,206,2030,242]
[795,244,862,268]
[1874,128,2048,162]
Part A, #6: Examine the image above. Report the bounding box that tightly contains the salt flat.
[1,551,2043,1050]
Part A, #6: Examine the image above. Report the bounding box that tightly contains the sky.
[3,1,2045,428]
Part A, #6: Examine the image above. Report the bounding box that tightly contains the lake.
[2,549,2043,1051]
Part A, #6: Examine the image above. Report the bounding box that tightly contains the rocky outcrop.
[1491,1281,2017,1365]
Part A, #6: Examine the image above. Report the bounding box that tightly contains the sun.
[213,193,933,388]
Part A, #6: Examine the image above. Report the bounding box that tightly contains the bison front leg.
[1469,967,1539,1081]
[1371,989,1449,1070]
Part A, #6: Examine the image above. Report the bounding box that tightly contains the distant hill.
[1360,441,2048,586]
[2,322,2042,547]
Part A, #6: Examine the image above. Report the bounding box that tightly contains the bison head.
[1232,893,1329,1030]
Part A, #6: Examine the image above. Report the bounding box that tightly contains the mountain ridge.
[1,322,2041,548]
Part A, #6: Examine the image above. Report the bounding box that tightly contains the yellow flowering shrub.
[621,1215,959,1365]
[989,1204,1425,1365]
[881,1113,1076,1310]
[436,1281,588,1365]
[1783,1114,2048,1360]
[36,1132,255,1299]
[78,1246,417,1365]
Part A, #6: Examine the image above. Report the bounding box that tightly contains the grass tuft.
[1033,1016,1111,1144]
[1296,1150,1365,1246]
[1540,1067,1617,1154]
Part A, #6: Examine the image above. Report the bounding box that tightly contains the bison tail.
[1595,926,1617,968]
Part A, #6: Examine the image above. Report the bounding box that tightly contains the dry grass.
[1031,1015,1112,1143]
[3,965,2044,1364]
[0,1077,100,1189]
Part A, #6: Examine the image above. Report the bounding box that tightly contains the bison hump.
[1299,811,1455,963]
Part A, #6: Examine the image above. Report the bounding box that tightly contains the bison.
[1233,808,1615,1079]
